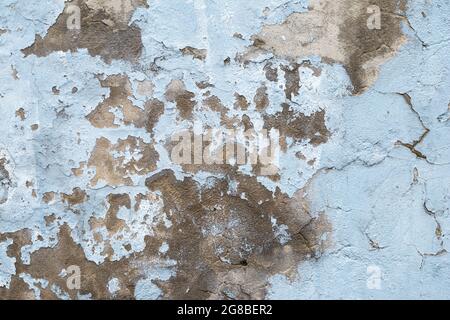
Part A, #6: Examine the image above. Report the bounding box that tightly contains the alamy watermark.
[65,265,81,290]
[170,123,280,176]
[66,4,81,31]
[64,3,383,32]
[367,5,382,30]
[366,265,382,290]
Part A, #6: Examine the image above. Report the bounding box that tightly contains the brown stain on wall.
[87,74,164,133]
[0,201,169,300]
[241,0,408,94]
[281,63,301,100]
[180,47,207,61]
[165,80,197,119]
[15,108,26,121]
[22,0,148,63]
[0,0,348,300]
[145,169,331,299]
[234,93,249,110]
[1,164,330,300]
[254,85,270,110]
[264,104,330,146]
[87,136,158,187]
[1,63,334,301]
[0,229,34,299]
[264,62,279,82]
[61,188,88,206]
[90,193,130,235]
[0,225,141,300]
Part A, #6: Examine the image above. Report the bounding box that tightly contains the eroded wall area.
[1,0,450,299]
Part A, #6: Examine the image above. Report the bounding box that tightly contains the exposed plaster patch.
[87,136,159,187]
[240,0,408,94]
[87,74,164,131]
[165,80,197,120]
[264,106,329,146]
[180,46,207,61]
[145,169,331,299]
[22,0,148,63]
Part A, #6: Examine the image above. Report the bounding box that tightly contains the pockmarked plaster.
[0,0,449,299]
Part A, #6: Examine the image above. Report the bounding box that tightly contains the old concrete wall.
[0,0,449,299]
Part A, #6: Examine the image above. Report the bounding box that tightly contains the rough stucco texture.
[0,0,450,300]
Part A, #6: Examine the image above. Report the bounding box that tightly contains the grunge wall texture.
[0,0,450,299]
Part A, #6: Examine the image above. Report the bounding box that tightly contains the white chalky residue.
[270,217,291,245]
[107,277,121,296]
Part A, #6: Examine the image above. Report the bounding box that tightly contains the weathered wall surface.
[0,0,449,299]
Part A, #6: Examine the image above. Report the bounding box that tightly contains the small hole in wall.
[240,260,248,266]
